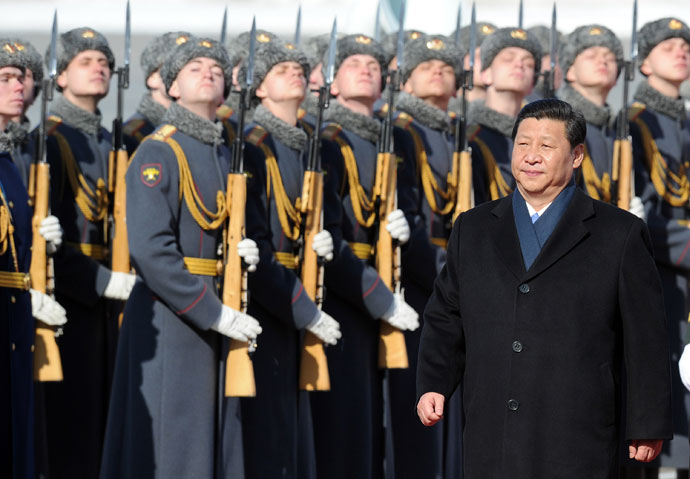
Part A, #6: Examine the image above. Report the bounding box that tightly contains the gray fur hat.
[0,38,43,95]
[0,39,28,72]
[527,25,564,58]
[329,34,388,80]
[559,25,623,77]
[453,22,498,53]
[51,27,115,76]
[160,37,233,98]
[140,31,193,81]
[401,34,464,88]
[382,30,425,65]
[303,34,330,69]
[480,27,543,73]
[228,29,282,68]
[237,35,311,104]
[638,17,690,64]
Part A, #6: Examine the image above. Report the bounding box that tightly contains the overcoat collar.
[490,187,594,281]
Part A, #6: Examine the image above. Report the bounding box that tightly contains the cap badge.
[511,29,527,40]
[175,35,189,45]
[199,40,213,48]
[257,33,271,43]
[410,31,422,40]
[426,38,445,50]
[285,42,296,50]
[13,43,24,51]
[482,25,495,35]
[355,35,373,45]
[589,27,602,35]
[670,19,683,30]
[2,43,15,54]
[82,30,95,39]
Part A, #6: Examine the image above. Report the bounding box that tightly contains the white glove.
[237,238,259,273]
[30,289,67,326]
[381,292,419,331]
[629,196,646,222]
[386,209,410,244]
[39,215,63,254]
[103,272,137,300]
[312,230,334,262]
[679,344,690,393]
[211,304,262,341]
[306,310,341,345]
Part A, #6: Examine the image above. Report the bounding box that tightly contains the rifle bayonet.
[518,0,524,30]
[220,6,228,46]
[454,3,462,46]
[374,1,382,42]
[294,5,302,46]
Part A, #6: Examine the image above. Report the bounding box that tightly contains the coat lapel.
[490,196,526,280]
[523,189,594,281]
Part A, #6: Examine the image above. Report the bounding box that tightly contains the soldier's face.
[641,38,690,85]
[331,54,382,102]
[482,47,535,96]
[403,59,456,103]
[0,66,25,119]
[57,50,111,99]
[309,62,324,94]
[540,54,563,90]
[567,46,618,91]
[463,48,484,88]
[169,57,225,106]
[22,69,36,113]
[512,117,583,201]
[256,61,306,104]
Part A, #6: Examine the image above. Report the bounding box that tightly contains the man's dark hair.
[511,99,587,148]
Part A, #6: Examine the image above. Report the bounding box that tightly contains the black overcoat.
[417,189,673,479]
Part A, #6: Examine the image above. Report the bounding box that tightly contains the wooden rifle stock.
[110,149,131,326]
[223,172,256,397]
[298,170,330,391]
[616,138,633,211]
[29,162,63,381]
[453,149,473,221]
[375,152,408,369]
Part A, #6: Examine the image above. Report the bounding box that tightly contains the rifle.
[298,18,337,391]
[542,4,558,99]
[613,0,637,211]
[376,0,408,370]
[294,5,302,47]
[452,3,476,221]
[31,11,63,382]
[224,18,257,398]
[108,1,132,326]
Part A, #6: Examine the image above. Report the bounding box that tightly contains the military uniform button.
[519,283,530,294]
[512,341,523,353]
[31,345,35,352]
[8,201,14,208]
[10,296,16,303]
[11,343,16,351]
[508,399,519,411]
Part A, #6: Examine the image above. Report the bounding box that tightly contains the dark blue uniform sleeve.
[243,143,318,329]
[321,139,394,319]
[126,140,222,330]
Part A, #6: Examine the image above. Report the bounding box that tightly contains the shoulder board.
[320,124,343,141]
[467,124,481,142]
[628,102,646,122]
[149,124,178,142]
[46,115,63,136]
[297,108,306,120]
[123,118,147,137]
[393,111,413,130]
[216,104,234,120]
[245,125,269,147]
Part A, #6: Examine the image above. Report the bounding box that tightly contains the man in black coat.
[417,99,673,478]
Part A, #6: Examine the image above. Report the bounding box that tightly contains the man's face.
[403,59,456,103]
[309,61,324,94]
[463,47,484,87]
[512,117,583,200]
[331,54,382,103]
[169,57,225,107]
[57,50,111,99]
[567,46,618,91]
[22,68,36,112]
[641,37,690,84]
[482,47,535,96]
[0,66,25,119]
[256,61,306,104]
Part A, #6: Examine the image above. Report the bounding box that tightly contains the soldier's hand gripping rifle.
[613,0,637,211]
[452,3,477,222]
[30,11,63,382]
[224,18,258,397]
[298,19,337,391]
[376,2,409,369]
[542,4,558,99]
[108,1,132,326]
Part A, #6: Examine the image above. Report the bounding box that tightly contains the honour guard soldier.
[467,27,541,205]
[101,36,262,478]
[122,31,191,149]
[525,25,563,102]
[301,34,331,126]
[391,33,462,479]
[376,30,425,117]
[310,34,418,479]
[631,17,690,475]
[39,27,137,478]
[0,39,65,479]
[448,21,497,117]
[239,34,340,479]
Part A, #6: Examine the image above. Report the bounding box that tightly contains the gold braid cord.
[401,119,456,215]
[333,135,377,228]
[262,143,302,242]
[634,118,690,207]
[53,131,109,223]
[474,136,512,200]
[580,144,612,203]
[0,187,19,272]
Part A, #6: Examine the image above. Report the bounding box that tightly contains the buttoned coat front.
[417,189,673,479]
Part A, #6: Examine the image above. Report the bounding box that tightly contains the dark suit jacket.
[417,188,673,479]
